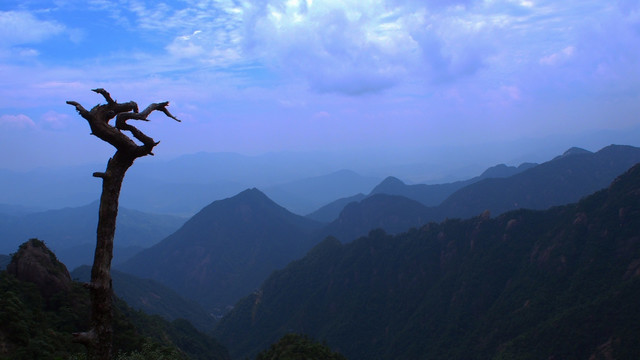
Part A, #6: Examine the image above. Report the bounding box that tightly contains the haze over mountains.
[110,144,640,317]
[2,144,640,359]
[316,145,640,241]
[0,201,185,269]
[214,162,640,360]
[117,188,324,315]
[3,134,634,217]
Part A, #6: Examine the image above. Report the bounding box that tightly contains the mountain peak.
[562,147,592,157]
[6,238,72,299]
[236,187,269,200]
[212,188,282,210]
[118,187,323,311]
[480,164,511,178]
[371,176,406,194]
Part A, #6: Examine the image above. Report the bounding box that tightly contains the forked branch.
[66,88,180,156]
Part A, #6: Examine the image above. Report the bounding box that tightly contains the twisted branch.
[66,88,179,156]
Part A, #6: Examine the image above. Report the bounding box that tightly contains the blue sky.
[1,0,639,171]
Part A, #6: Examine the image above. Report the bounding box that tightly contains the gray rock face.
[7,238,72,299]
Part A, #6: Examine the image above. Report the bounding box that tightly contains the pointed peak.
[383,175,404,183]
[238,187,265,196]
[378,176,406,187]
[233,187,277,203]
[480,164,511,177]
[199,187,285,215]
[562,147,592,157]
[370,176,406,194]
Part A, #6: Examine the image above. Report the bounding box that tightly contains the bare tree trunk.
[67,89,180,360]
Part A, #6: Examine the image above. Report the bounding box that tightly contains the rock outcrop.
[6,238,72,299]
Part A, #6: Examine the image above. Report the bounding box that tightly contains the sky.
[1,0,640,172]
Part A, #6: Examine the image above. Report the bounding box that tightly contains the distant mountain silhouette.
[435,144,640,220]
[370,162,537,207]
[263,169,380,215]
[553,146,593,159]
[117,188,323,314]
[317,194,430,242]
[315,145,640,242]
[310,162,537,223]
[481,162,538,177]
[0,201,185,269]
[213,162,640,360]
[306,193,366,222]
[119,177,247,217]
[71,265,215,331]
[0,203,42,216]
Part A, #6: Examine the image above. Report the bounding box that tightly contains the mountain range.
[114,144,640,318]
[369,162,537,207]
[2,143,640,359]
[0,151,383,217]
[262,169,380,215]
[0,201,185,270]
[213,162,640,359]
[434,144,640,220]
[117,188,324,315]
[319,144,640,241]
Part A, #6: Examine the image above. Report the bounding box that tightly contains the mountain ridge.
[317,144,640,242]
[213,162,640,359]
[117,188,324,314]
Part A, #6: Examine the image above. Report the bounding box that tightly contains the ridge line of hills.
[1,144,640,359]
[116,144,640,318]
[212,160,640,359]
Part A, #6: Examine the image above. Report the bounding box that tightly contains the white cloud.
[0,11,65,47]
[245,0,420,94]
[0,114,36,129]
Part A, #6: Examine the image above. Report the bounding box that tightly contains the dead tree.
[67,89,180,360]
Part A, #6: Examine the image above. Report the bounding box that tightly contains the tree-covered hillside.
[0,239,229,360]
[214,163,640,360]
[71,266,216,332]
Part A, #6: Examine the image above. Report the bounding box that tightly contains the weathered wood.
[67,89,179,360]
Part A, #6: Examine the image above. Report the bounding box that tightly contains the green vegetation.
[256,334,347,360]
[0,244,229,360]
[0,270,88,360]
[214,163,640,359]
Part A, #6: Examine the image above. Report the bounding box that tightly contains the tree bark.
[67,89,179,360]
